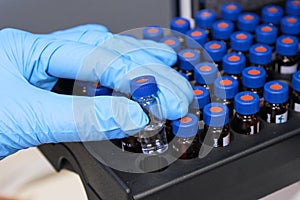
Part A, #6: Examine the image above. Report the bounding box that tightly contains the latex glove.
[0,24,193,160]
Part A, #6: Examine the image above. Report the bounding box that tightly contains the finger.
[0,81,148,158]
[47,24,113,46]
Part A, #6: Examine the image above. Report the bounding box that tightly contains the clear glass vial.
[130,75,168,154]
[202,102,231,147]
[232,91,260,135]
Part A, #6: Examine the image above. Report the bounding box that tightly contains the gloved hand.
[0,24,193,160]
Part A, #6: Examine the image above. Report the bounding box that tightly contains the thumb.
[0,84,148,158]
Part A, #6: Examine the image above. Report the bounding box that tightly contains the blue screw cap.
[178,49,201,71]
[276,35,299,56]
[222,52,246,75]
[191,86,210,109]
[286,0,300,17]
[255,24,278,45]
[130,75,158,99]
[142,25,164,42]
[221,2,242,22]
[262,5,284,25]
[212,20,234,40]
[160,36,181,52]
[204,40,227,62]
[195,9,217,29]
[203,102,229,127]
[264,81,289,104]
[249,44,272,65]
[230,31,253,52]
[292,71,300,92]
[194,62,218,85]
[214,76,239,99]
[237,12,260,33]
[185,28,208,48]
[87,82,112,96]
[281,16,300,35]
[234,91,260,115]
[242,66,266,89]
[172,113,199,138]
[170,17,191,36]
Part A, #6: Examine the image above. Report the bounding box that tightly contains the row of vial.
[81,1,300,159]
[84,69,300,160]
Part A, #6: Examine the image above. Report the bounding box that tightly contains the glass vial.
[237,12,260,34]
[204,40,227,71]
[221,2,242,23]
[142,25,164,42]
[291,70,300,112]
[130,75,168,154]
[263,81,289,124]
[202,102,231,147]
[194,62,218,94]
[230,31,253,65]
[286,0,300,17]
[274,35,299,80]
[170,17,191,48]
[249,43,273,81]
[212,20,234,47]
[86,82,112,97]
[242,66,266,108]
[189,86,210,130]
[171,113,201,159]
[185,28,207,61]
[261,5,283,27]
[232,91,260,135]
[222,52,246,90]
[178,49,201,82]
[214,76,239,118]
[194,9,216,39]
[255,24,278,61]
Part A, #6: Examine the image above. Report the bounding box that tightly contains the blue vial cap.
[203,102,229,127]
[237,12,260,33]
[185,28,208,48]
[230,31,253,52]
[281,16,300,35]
[160,36,181,53]
[242,66,266,89]
[178,49,201,71]
[286,0,300,17]
[255,24,278,45]
[195,9,216,29]
[142,25,164,42]
[214,76,239,99]
[222,52,246,75]
[234,91,260,115]
[191,86,210,109]
[221,2,242,21]
[87,82,112,96]
[262,5,284,25]
[276,35,299,56]
[204,40,227,62]
[130,75,158,99]
[170,17,191,35]
[249,44,272,65]
[172,113,199,138]
[194,62,218,85]
[212,20,234,40]
[264,81,289,104]
[292,71,300,92]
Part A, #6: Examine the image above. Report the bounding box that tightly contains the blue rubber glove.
[0,24,193,160]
